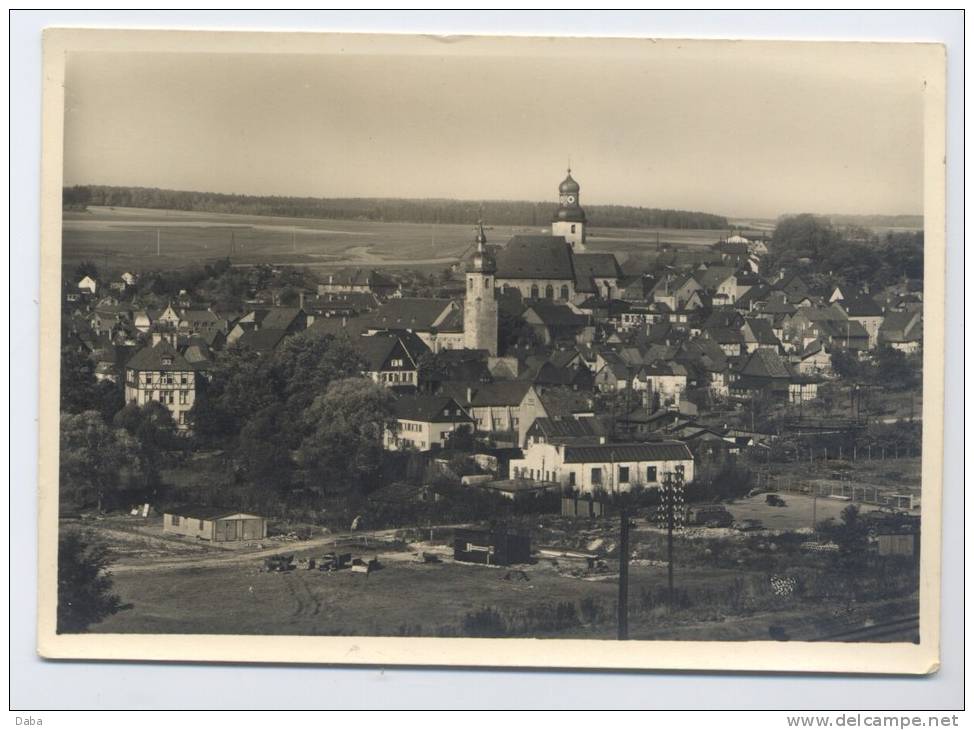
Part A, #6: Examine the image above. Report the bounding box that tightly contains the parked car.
[734,519,764,532]
[765,494,786,507]
[689,505,734,528]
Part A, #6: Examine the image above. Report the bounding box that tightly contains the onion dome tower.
[551,167,587,251]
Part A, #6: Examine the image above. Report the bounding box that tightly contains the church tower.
[551,167,587,251]
[464,222,498,356]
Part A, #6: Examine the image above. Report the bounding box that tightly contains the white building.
[510,441,695,495]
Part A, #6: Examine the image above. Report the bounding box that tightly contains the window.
[530,285,539,299]
[591,468,602,485]
[178,412,185,425]
[646,466,657,483]
[571,224,576,234]
[675,465,686,480]
[545,285,554,299]
[560,285,570,300]
[172,515,180,526]
[199,519,205,531]
[568,472,576,487]
[619,466,630,484]
[178,391,187,405]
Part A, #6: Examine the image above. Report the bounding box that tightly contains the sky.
[62,38,928,219]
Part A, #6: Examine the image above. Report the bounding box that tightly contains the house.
[258,306,308,334]
[838,295,885,349]
[317,269,401,298]
[740,318,781,353]
[644,361,688,406]
[77,275,98,294]
[517,385,595,447]
[509,440,695,495]
[352,333,428,390]
[235,328,289,355]
[163,506,267,542]
[525,416,606,447]
[522,301,594,346]
[879,311,923,354]
[795,338,832,375]
[697,266,738,305]
[439,381,532,440]
[572,252,623,300]
[123,341,199,429]
[731,348,818,403]
[364,298,465,353]
[383,395,473,452]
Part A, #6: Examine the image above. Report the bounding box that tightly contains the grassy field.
[61,206,743,276]
[82,507,919,642]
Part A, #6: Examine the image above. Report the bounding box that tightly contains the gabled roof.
[352,334,415,372]
[841,295,884,318]
[442,381,532,407]
[126,341,194,372]
[236,328,288,354]
[697,266,737,290]
[527,416,603,441]
[525,301,589,327]
[365,298,457,332]
[743,317,780,345]
[391,395,472,423]
[737,348,793,379]
[165,504,263,520]
[879,310,922,342]
[494,235,576,280]
[573,253,622,283]
[561,441,693,464]
[535,386,594,417]
[259,307,304,331]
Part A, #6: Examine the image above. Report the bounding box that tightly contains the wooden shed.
[163,505,267,542]
[453,528,531,566]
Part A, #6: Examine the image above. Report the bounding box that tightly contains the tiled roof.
[126,341,194,372]
[259,307,304,330]
[494,235,576,280]
[841,295,884,318]
[738,348,793,379]
[236,328,288,354]
[364,298,457,332]
[392,395,472,423]
[562,441,693,464]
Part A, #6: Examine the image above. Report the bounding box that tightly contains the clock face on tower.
[566,195,576,204]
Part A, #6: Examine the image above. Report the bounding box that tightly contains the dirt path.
[109,527,407,574]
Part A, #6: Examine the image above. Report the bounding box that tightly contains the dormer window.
[161,356,174,366]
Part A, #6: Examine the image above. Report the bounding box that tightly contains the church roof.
[495,235,576,281]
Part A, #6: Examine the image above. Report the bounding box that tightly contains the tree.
[236,403,295,495]
[60,411,148,510]
[72,261,99,283]
[874,345,915,388]
[57,529,123,633]
[113,401,179,487]
[297,378,394,494]
[830,349,861,380]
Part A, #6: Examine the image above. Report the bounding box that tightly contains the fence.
[561,497,605,519]
[759,443,921,464]
[761,475,918,510]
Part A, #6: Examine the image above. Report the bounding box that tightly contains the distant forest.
[62,185,730,230]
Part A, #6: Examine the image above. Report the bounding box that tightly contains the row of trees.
[63,185,730,230]
[767,214,923,288]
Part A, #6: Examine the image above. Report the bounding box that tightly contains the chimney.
[299,291,305,309]
[466,387,473,404]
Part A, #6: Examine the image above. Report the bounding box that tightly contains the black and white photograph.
[36,28,946,673]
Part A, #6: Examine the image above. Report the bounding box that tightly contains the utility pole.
[156,229,161,257]
[617,506,630,641]
[656,471,685,608]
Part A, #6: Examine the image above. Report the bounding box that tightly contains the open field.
[80,506,918,642]
[61,206,741,275]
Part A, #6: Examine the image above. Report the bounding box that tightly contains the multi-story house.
[123,341,198,430]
